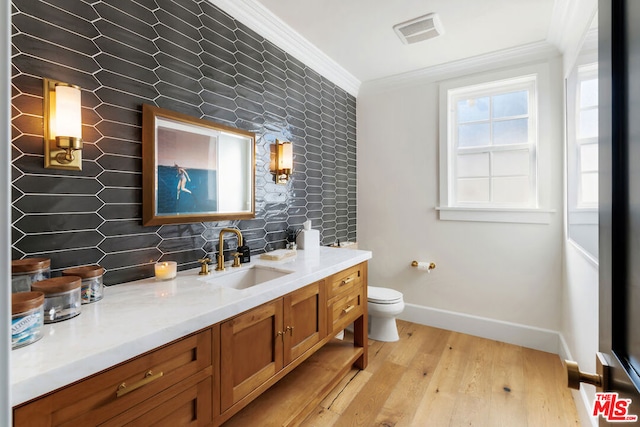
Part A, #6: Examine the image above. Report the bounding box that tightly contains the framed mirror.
[142,104,255,226]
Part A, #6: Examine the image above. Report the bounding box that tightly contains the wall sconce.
[43,78,83,170]
[270,140,293,184]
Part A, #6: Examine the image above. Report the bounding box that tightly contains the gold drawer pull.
[342,305,355,315]
[340,277,354,286]
[285,325,295,336]
[116,370,164,398]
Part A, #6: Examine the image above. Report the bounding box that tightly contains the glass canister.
[11,291,45,349]
[11,258,51,293]
[31,276,82,323]
[62,265,105,304]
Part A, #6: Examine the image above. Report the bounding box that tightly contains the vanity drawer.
[13,328,212,426]
[329,263,364,298]
[328,288,364,334]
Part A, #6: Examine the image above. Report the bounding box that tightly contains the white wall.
[562,242,598,426]
[357,52,565,347]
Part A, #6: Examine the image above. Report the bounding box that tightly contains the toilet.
[367,286,405,342]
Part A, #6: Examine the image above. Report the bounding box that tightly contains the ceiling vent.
[393,13,444,45]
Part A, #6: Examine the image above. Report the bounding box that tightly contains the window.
[449,75,537,207]
[438,65,554,224]
[566,58,598,259]
[575,63,598,208]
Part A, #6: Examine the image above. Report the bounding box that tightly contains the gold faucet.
[216,228,244,271]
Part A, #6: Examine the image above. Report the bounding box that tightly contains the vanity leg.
[353,313,368,369]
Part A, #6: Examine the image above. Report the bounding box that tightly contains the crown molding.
[360,40,560,94]
[207,0,361,97]
[547,0,575,51]
[547,0,597,51]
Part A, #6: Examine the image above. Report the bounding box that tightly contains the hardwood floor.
[301,320,580,427]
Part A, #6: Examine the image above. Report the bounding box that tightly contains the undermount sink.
[207,265,294,290]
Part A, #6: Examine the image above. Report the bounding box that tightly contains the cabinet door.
[220,299,283,412]
[283,280,326,365]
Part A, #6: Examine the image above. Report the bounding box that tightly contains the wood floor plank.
[320,369,372,416]
[491,340,525,397]
[386,320,432,367]
[410,389,458,426]
[373,352,440,426]
[523,347,580,426]
[450,394,491,426]
[423,332,472,395]
[488,389,528,427]
[332,360,405,426]
[457,335,496,397]
[299,407,340,427]
[297,322,580,427]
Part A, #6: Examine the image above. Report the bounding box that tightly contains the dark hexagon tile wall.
[10,0,357,285]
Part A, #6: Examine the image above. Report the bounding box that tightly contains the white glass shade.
[278,142,293,170]
[53,84,82,140]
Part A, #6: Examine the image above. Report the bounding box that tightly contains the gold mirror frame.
[142,104,256,226]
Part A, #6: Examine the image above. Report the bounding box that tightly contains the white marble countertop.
[11,247,372,407]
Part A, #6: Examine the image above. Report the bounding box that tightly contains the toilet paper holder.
[411,261,436,271]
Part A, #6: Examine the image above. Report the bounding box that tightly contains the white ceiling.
[255,0,558,83]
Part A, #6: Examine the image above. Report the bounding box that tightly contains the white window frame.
[566,61,598,227]
[437,64,555,224]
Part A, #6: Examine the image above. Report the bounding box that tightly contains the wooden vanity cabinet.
[13,328,214,427]
[218,262,368,426]
[219,280,326,418]
[12,262,368,427]
[327,262,366,335]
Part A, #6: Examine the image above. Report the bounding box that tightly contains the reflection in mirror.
[142,105,255,226]
[567,20,598,260]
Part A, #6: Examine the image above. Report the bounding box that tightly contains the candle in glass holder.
[154,261,177,280]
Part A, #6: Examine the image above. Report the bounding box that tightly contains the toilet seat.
[368,286,403,304]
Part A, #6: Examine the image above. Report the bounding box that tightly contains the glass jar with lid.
[11,258,51,293]
[11,291,45,349]
[31,276,82,323]
[62,265,105,304]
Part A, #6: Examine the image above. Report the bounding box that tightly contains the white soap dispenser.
[296,220,319,250]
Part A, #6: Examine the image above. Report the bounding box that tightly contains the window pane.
[493,149,530,176]
[457,96,490,123]
[457,178,490,202]
[580,172,598,204]
[458,123,490,147]
[580,143,598,172]
[579,108,598,139]
[580,78,598,108]
[493,118,529,145]
[493,176,530,204]
[457,153,490,178]
[492,90,528,118]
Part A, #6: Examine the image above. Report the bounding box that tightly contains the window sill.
[435,207,555,224]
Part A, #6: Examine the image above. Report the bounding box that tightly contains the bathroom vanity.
[11,247,371,426]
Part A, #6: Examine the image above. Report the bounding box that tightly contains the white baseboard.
[398,303,560,354]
